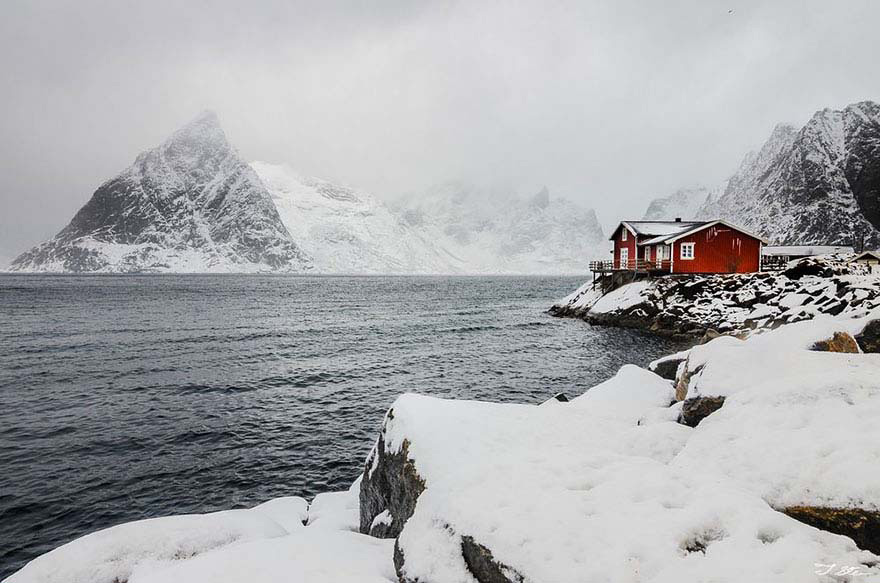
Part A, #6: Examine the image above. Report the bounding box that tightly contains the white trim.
[621,228,628,241]
[664,220,768,245]
[680,242,695,260]
[609,221,639,241]
[620,247,629,268]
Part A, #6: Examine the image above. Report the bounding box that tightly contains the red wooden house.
[598,219,766,274]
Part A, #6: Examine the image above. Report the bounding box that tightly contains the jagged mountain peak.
[695,99,880,247]
[11,112,308,273]
[530,186,550,209]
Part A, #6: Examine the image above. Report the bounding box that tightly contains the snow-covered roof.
[852,250,880,262]
[614,219,768,246]
[763,245,854,256]
[610,220,704,241]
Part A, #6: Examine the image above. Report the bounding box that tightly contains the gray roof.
[613,219,768,245]
[612,220,705,241]
[852,250,880,261]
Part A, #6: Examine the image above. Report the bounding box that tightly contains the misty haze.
[2,2,880,582]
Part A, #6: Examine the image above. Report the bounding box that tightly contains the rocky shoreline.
[549,256,880,340]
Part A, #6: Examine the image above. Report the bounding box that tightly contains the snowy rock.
[855,319,880,353]
[552,256,880,338]
[5,506,290,583]
[810,331,860,353]
[128,530,396,583]
[371,389,876,582]
[678,396,726,427]
[307,479,361,532]
[359,411,426,539]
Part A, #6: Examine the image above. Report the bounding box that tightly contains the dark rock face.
[460,536,526,583]
[700,101,880,248]
[679,396,726,427]
[359,411,426,539]
[783,506,880,554]
[11,111,310,272]
[856,320,880,353]
[650,357,686,381]
[810,331,860,353]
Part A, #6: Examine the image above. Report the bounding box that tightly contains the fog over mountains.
[10,113,605,274]
[645,101,880,248]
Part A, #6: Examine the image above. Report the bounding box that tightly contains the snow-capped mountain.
[700,101,880,247]
[642,186,717,221]
[12,112,604,274]
[395,183,606,274]
[11,112,310,273]
[252,162,457,273]
[647,101,880,247]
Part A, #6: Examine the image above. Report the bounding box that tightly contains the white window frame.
[620,247,629,267]
[680,242,695,260]
[621,228,628,241]
[644,246,651,261]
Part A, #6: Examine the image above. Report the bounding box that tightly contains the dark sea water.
[0,275,687,578]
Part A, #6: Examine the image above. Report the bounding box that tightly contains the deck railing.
[589,259,672,272]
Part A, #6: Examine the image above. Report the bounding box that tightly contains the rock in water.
[11,111,310,273]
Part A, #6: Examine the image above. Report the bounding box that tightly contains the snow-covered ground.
[8,309,880,582]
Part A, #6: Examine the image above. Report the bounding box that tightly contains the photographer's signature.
[815,563,873,578]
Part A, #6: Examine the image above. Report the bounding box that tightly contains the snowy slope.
[395,183,606,274]
[252,162,458,274]
[699,101,880,246]
[642,185,717,221]
[10,112,310,273]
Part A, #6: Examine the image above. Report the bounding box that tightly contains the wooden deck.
[588,259,672,274]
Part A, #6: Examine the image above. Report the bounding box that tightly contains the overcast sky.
[2,0,879,261]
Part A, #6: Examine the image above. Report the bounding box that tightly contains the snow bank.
[666,311,880,511]
[306,479,360,531]
[377,390,877,583]
[5,508,289,583]
[6,487,390,583]
[128,530,395,583]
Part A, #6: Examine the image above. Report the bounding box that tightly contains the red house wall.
[671,225,761,274]
[612,226,637,268]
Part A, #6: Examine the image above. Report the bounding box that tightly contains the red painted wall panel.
[612,225,637,268]
[671,225,761,274]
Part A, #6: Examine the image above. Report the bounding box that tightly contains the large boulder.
[359,410,425,539]
[783,506,880,555]
[679,396,726,427]
[811,331,860,353]
[856,319,880,353]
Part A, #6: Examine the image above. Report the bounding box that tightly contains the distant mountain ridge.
[11,113,604,274]
[644,100,880,248]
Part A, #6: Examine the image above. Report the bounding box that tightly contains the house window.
[620,248,629,267]
[621,228,628,241]
[644,246,651,261]
[681,242,695,260]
